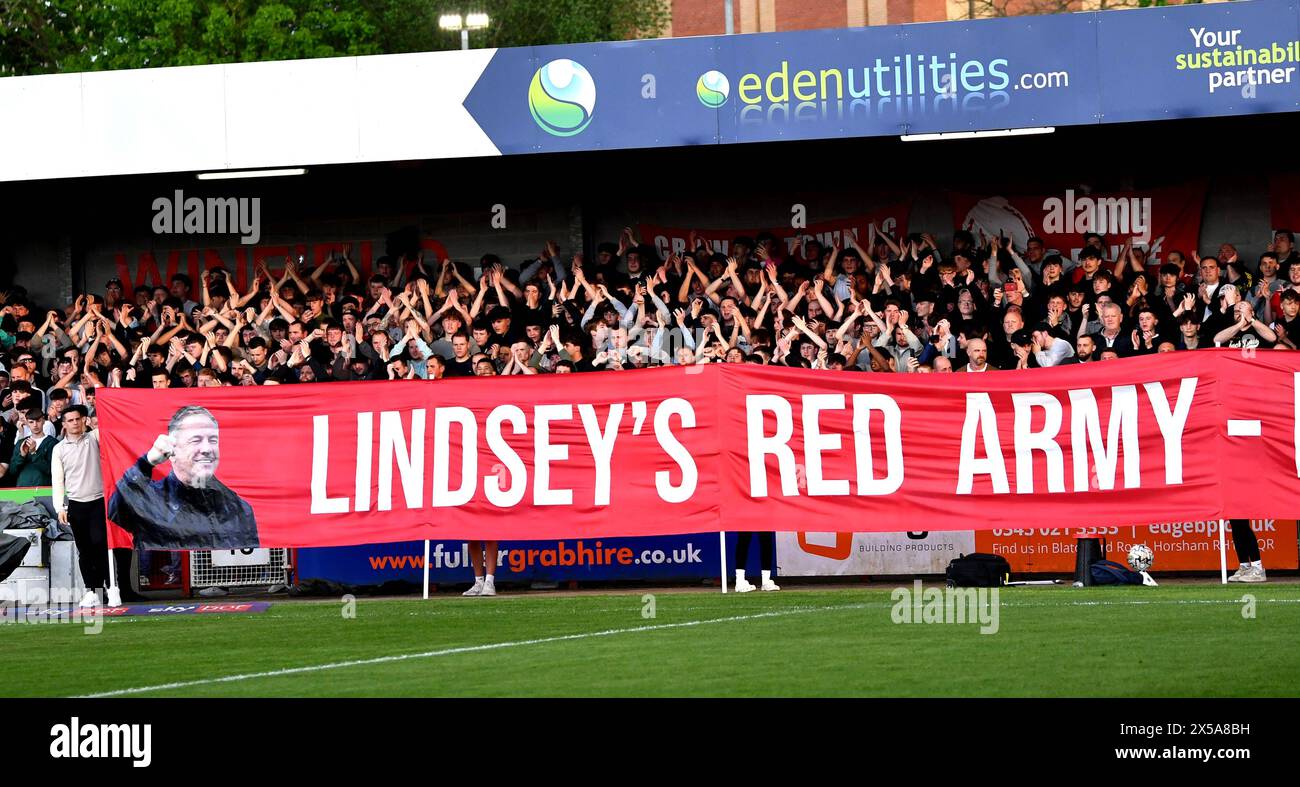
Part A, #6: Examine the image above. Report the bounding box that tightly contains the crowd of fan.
[2,224,1298,486]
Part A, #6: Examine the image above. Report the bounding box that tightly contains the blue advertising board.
[462,0,1300,156]
[295,534,787,587]
[1097,0,1300,122]
[297,535,720,586]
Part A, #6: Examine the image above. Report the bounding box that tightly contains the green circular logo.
[696,70,730,108]
[528,59,596,137]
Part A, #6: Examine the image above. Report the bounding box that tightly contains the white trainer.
[1227,565,1248,582]
[480,577,497,596]
[761,579,781,592]
[462,579,483,596]
[78,590,101,608]
[1239,565,1268,583]
[734,578,756,593]
[106,587,122,607]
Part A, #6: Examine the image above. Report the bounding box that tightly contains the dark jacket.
[9,434,55,487]
[108,454,259,549]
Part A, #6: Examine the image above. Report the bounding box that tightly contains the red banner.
[949,184,1206,267]
[638,204,910,263]
[95,350,1300,549]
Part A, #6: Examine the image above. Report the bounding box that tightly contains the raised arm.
[834,302,863,342]
[1007,245,1034,293]
[231,267,265,308]
[702,258,738,305]
[822,240,841,285]
[790,314,827,349]
[99,317,128,358]
[469,274,491,320]
[283,256,311,295]
[783,280,810,313]
[897,310,923,352]
[871,223,901,258]
[677,261,700,304]
[813,279,836,320]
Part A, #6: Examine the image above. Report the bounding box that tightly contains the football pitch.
[4,583,1299,698]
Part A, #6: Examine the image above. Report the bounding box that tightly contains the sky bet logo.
[528,59,596,136]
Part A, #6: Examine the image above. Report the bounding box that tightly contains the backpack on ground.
[945,553,1010,587]
[1089,559,1145,586]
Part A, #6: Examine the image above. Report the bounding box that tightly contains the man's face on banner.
[171,414,220,489]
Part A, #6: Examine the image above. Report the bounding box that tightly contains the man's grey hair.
[168,405,219,434]
[1099,302,1124,317]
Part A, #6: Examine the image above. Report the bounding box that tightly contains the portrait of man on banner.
[108,405,259,549]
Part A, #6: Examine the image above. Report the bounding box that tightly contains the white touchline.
[1227,419,1262,436]
[74,604,869,698]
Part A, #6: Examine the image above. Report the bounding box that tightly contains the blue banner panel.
[296,535,722,586]
[1098,0,1300,123]
[463,0,1298,156]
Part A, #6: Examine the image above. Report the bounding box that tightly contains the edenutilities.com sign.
[463,0,1300,155]
[466,12,1096,152]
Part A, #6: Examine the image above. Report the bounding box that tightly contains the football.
[1127,544,1155,572]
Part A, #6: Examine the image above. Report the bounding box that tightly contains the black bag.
[945,552,1010,587]
[0,533,32,583]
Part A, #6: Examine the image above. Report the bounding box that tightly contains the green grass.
[3,584,1298,697]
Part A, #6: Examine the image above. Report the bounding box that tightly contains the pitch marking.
[76,603,868,697]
